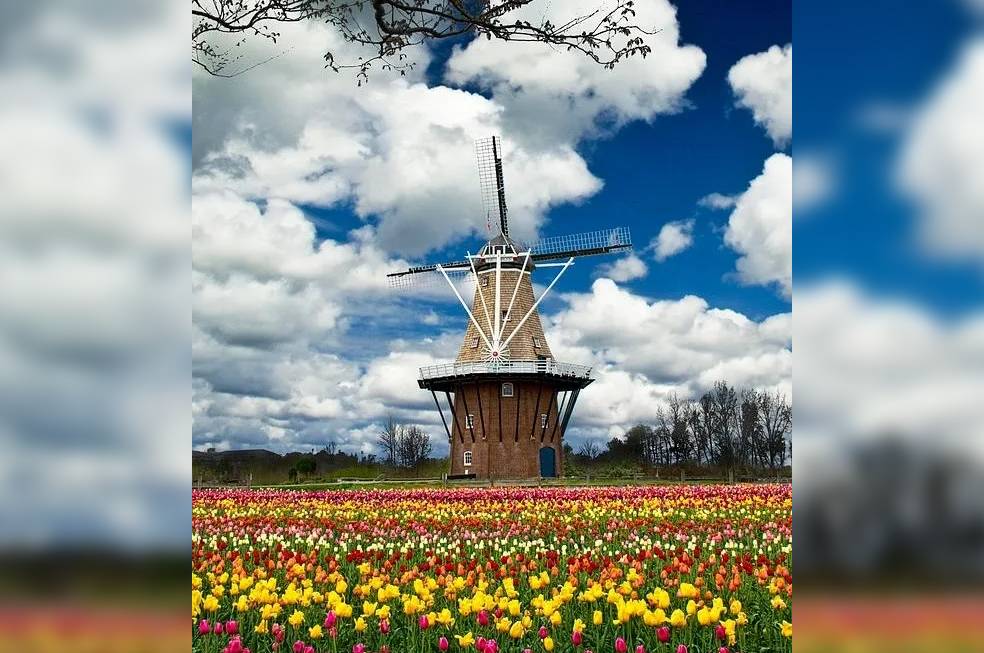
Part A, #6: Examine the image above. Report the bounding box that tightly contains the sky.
[190,0,794,456]
[192,0,792,455]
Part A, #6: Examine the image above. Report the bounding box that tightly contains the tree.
[376,415,400,467]
[193,0,658,80]
[396,424,432,468]
[577,440,600,460]
[295,456,317,478]
[759,390,792,469]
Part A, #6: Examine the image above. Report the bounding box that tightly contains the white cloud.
[724,153,792,296]
[652,219,695,261]
[596,254,649,282]
[793,153,835,213]
[698,192,738,210]
[547,279,792,407]
[795,281,984,461]
[444,0,706,144]
[0,1,189,548]
[897,37,984,266]
[728,44,792,146]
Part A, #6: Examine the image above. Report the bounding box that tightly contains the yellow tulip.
[544,636,555,651]
[308,625,323,640]
[670,609,687,628]
[593,610,603,626]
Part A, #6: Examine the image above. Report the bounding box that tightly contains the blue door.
[539,447,556,477]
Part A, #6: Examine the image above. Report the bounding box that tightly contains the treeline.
[575,382,791,473]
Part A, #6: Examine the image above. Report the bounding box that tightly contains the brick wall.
[447,379,566,479]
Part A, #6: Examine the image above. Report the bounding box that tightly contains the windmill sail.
[523,227,633,262]
[387,266,474,291]
[475,136,509,237]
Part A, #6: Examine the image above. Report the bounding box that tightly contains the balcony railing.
[419,359,592,380]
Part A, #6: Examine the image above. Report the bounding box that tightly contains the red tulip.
[198,619,210,636]
[715,625,727,641]
[635,646,646,653]
[292,641,304,653]
[478,611,490,627]
[325,611,337,629]
[719,648,730,653]
[439,636,449,651]
[615,637,628,653]
[676,646,688,653]
[477,636,487,652]
[419,615,430,630]
[657,627,670,643]
[380,619,390,634]
[352,645,366,653]
[226,620,239,636]
[214,622,224,635]
[572,630,583,646]
[539,626,549,639]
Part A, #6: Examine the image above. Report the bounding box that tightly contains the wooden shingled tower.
[387,136,632,480]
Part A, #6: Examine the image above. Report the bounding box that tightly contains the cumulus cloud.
[728,44,792,146]
[652,219,695,261]
[0,1,189,548]
[546,279,791,434]
[897,38,984,266]
[596,254,649,282]
[724,153,792,296]
[444,0,706,144]
[795,281,984,461]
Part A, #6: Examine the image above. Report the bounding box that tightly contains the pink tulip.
[272,624,284,643]
[676,646,688,653]
[292,641,304,653]
[539,626,549,639]
[720,648,730,653]
[329,626,338,639]
[272,644,279,653]
[572,630,583,646]
[352,645,366,653]
[477,636,487,652]
[485,639,498,653]
[214,622,224,635]
[615,637,628,653]
[380,619,390,634]
[715,625,727,641]
[635,646,646,653]
[325,611,337,629]
[419,614,430,630]
[478,611,490,627]
[226,637,244,653]
[439,636,449,651]
[303,648,313,653]
[657,627,670,644]
[226,620,239,636]
[198,619,210,636]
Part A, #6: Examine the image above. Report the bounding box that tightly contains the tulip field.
[192,485,792,653]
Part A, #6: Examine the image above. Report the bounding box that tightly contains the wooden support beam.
[460,387,476,443]
[539,390,555,443]
[446,390,463,443]
[559,388,581,437]
[431,390,451,442]
[529,382,544,441]
[549,390,568,443]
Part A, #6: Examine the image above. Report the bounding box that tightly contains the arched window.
[463,451,473,467]
[501,382,514,397]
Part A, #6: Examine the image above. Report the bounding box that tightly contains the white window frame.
[466,414,474,429]
[501,310,509,323]
[471,336,480,349]
[481,276,489,288]
[501,382,514,397]
[541,413,548,428]
[463,451,472,467]
[532,336,542,348]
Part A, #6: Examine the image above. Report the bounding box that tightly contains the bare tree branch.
[192,0,658,81]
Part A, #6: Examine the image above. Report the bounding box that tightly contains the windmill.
[387,136,632,479]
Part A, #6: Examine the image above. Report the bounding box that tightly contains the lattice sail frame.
[475,136,508,237]
[523,226,632,260]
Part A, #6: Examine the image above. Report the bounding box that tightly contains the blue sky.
[191,0,795,455]
[795,0,981,316]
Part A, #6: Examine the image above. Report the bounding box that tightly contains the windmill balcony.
[419,359,592,380]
